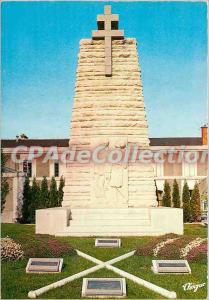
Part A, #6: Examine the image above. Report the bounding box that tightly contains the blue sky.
[2,1,208,139]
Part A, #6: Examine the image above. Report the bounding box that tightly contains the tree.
[182,180,191,222]
[21,177,31,223]
[39,177,49,208]
[162,180,171,207]
[49,177,58,207]
[190,182,201,222]
[172,179,181,208]
[29,177,40,223]
[1,150,9,212]
[58,176,65,207]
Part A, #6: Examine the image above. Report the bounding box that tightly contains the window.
[23,160,32,177]
[54,162,59,177]
[164,154,182,176]
[203,200,208,212]
[36,156,50,177]
[197,160,208,176]
[111,21,118,30]
[183,162,196,177]
[155,163,164,177]
[98,21,104,30]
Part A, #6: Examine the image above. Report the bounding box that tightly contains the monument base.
[35,207,183,236]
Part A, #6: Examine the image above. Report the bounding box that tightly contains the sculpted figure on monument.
[92,138,128,206]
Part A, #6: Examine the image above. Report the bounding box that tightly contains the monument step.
[70,208,150,215]
[67,224,153,231]
[70,219,150,226]
[55,223,160,236]
[70,213,149,220]
[63,202,133,209]
[55,231,161,237]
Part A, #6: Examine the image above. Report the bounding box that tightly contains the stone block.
[82,278,126,298]
[150,207,183,235]
[26,258,63,273]
[152,260,191,274]
[95,238,121,247]
[35,207,70,235]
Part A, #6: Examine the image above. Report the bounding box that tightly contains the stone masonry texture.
[62,39,157,208]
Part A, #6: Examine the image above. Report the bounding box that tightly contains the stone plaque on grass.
[152,260,191,274]
[26,258,63,273]
[95,238,121,247]
[82,278,126,298]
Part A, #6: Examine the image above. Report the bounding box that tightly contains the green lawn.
[1,224,208,299]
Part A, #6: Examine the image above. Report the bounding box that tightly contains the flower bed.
[153,237,179,257]
[22,235,76,258]
[157,236,193,259]
[180,237,207,258]
[136,233,208,262]
[187,241,207,263]
[1,237,24,261]
[135,233,179,256]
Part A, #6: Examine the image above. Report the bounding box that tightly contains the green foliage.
[49,177,58,207]
[21,177,32,223]
[1,150,9,212]
[39,177,49,208]
[182,180,191,222]
[190,182,201,222]
[20,176,64,223]
[162,180,171,207]
[1,224,207,300]
[172,179,181,208]
[58,176,65,206]
[29,178,40,223]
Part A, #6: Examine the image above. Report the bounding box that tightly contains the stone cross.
[92,5,124,76]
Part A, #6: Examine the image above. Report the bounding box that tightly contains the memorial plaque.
[82,278,126,298]
[26,258,63,273]
[152,260,191,274]
[95,238,121,248]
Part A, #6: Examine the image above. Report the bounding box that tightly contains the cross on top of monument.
[92,5,124,77]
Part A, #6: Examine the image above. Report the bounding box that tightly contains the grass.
[1,223,208,299]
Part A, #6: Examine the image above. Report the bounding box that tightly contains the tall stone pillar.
[36,6,183,237]
[62,9,157,208]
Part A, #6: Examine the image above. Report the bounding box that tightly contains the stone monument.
[36,6,183,236]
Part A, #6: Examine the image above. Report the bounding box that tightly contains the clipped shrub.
[29,177,40,223]
[1,150,9,212]
[21,176,32,223]
[172,179,180,208]
[58,176,65,207]
[39,176,49,208]
[1,237,24,261]
[162,180,171,207]
[49,177,58,207]
[182,180,191,222]
[190,182,201,222]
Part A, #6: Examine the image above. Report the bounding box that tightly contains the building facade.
[2,126,208,223]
